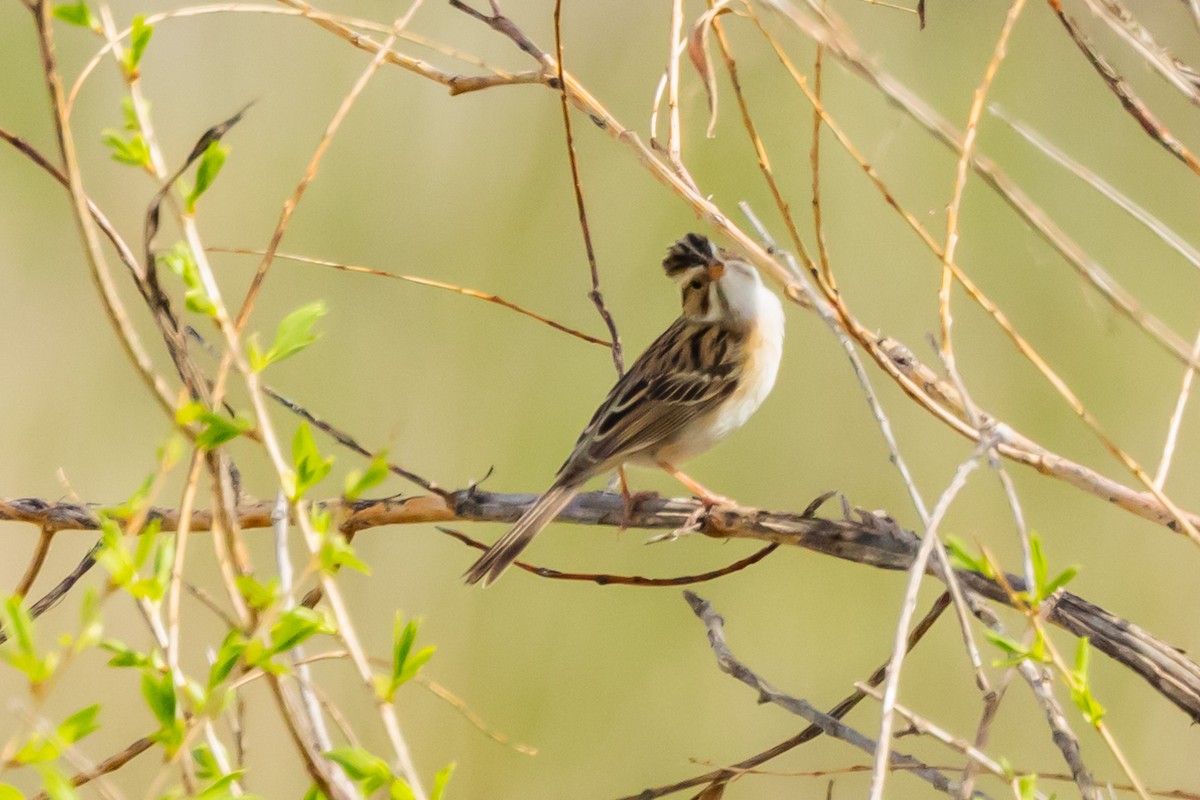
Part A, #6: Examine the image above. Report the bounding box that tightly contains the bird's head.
[662,233,763,325]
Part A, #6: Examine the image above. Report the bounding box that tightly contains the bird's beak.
[707,262,726,281]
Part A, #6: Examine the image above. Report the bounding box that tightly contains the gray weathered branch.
[3,489,1199,723]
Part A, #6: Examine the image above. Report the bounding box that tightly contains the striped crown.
[663,233,720,277]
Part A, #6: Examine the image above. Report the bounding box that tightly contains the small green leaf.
[141,669,177,727]
[234,574,279,611]
[269,607,331,655]
[123,15,153,75]
[0,782,25,800]
[345,453,389,500]
[326,747,391,793]
[1030,533,1048,596]
[943,535,992,578]
[303,786,329,800]
[1041,566,1078,599]
[176,401,252,450]
[14,733,59,765]
[251,301,327,372]
[185,141,228,213]
[208,631,246,689]
[52,0,98,29]
[57,705,100,745]
[36,766,78,800]
[159,244,218,317]
[1016,774,1037,800]
[100,129,150,168]
[320,534,371,576]
[192,744,221,780]
[431,763,455,800]
[102,639,154,669]
[390,780,416,800]
[1,596,57,686]
[197,771,246,799]
[291,422,333,500]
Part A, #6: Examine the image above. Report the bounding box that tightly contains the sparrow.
[464,233,784,586]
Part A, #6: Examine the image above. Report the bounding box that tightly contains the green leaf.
[1042,566,1078,599]
[344,453,389,500]
[1030,533,1047,595]
[291,422,333,500]
[1070,636,1106,725]
[57,705,100,745]
[302,786,328,800]
[192,743,221,780]
[1,596,57,686]
[123,15,153,75]
[4,596,36,660]
[326,747,391,793]
[102,639,154,669]
[176,401,252,450]
[320,533,370,576]
[431,763,455,800]
[197,771,246,799]
[1016,774,1037,800]
[390,780,416,800]
[250,301,327,372]
[208,631,246,689]
[100,128,150,168]
[268,607,331,655]
[158,243,219,317]
[36,766,78,800]
[141,669,177,727]
[0,783,25,800]
[943,535,992,578]
[185,141,228,213]
[52,0,98,29]
[14,734,59,765]
[235,575,279,611]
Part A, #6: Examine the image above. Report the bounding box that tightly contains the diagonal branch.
[682,591,961,796]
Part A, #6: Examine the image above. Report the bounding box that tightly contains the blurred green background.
[3,0,1200,796]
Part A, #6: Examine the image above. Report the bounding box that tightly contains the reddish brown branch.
[438,525,777,585]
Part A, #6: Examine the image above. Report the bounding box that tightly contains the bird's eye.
[688,279,704,291]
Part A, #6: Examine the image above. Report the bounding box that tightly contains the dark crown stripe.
[662,233,719,277]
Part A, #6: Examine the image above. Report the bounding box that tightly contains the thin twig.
[437,525,778,585]
[938,0,1026,369]
[618,592,951,800]
[1047,0,1200,178]
[209,247,613,347]
[869,447,984,800]
[684,592,960,796]
[13,526,55,598]
[552,0,624,377]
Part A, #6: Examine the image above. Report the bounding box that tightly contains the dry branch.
[4,489,1200,723]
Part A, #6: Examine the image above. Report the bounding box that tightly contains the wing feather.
[556,319,744,483]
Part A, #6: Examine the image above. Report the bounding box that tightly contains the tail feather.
[463,483,580,587]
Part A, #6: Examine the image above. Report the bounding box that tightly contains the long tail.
[463,482,581,587]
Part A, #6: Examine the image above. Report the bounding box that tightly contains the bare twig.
[683,591,960,796]
[552,0,624,377]
[1048,0,1200,178]
[209,248,613,347]
[619,592,952,800]
[437,525,779,585]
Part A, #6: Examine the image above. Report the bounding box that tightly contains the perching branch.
[4,489,1200,723]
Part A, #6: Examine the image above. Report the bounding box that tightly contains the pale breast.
[650,284,784,465]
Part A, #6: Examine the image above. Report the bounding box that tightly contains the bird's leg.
[616,466,657,530]
[656,462,736,507]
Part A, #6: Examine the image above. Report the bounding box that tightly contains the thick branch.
[3,489,1199,723]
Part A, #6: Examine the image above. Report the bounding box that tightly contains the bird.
[463,233,785,586]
